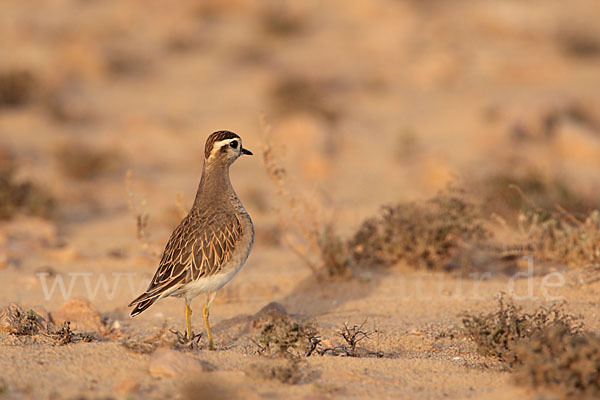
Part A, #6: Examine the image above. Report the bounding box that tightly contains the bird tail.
[129,296,159,317]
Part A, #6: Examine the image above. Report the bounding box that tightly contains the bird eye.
[230,141,238,149]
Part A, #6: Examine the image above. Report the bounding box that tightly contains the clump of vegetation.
[462,296,582,365]
[480,171,599,223]
[521,210,600,269]
[255,313,320,358]
[0,304,46,335]
[515,324,600,399]
[319,320,384,358]
[338,320,371,352]
[0,69,37,108]
[0,168,55,220]
[48,321,95,345]
[0,303,95,345]
[319,225,352,277]
[252,308,387,359]
[260,118,351,279]
[349,187,490,270]
[477,167,600,270]
[262,120,499,276]
[54,141,121,181]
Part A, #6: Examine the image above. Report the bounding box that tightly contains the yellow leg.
[185,301,192,340]
[203,292,217,350]
[202,303,213,350]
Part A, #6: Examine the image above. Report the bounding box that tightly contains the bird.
[128,130,254,350]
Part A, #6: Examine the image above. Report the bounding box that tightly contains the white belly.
[178,263,243,299]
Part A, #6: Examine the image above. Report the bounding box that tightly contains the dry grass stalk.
[481,170,600,224]
[508,182,600,269]
[124,169,156,256]
[259,116,350,279]
[519,210,600,269]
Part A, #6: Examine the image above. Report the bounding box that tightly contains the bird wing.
[128,211,243,306]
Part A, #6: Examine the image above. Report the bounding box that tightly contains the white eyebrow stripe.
[208,138,240,159]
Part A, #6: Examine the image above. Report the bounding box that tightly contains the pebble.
[49,298,104,333]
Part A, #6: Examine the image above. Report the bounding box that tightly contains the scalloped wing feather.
[128,211,242,309]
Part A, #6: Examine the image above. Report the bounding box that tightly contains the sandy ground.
[1,0,600,399]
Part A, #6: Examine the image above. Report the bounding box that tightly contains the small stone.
[50,299,104,333]
[149,348,212,378]
[113,377,139,395]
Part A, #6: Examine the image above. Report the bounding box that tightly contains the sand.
[1,0,600,398]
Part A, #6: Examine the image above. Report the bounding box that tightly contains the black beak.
[242,148,253,156]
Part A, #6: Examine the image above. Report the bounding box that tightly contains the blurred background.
[1,0,600,277]
[2,2,600,397]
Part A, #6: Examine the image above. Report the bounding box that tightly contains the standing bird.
[128,131,254,350]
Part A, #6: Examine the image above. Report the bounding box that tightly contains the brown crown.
[204,130,241,159]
